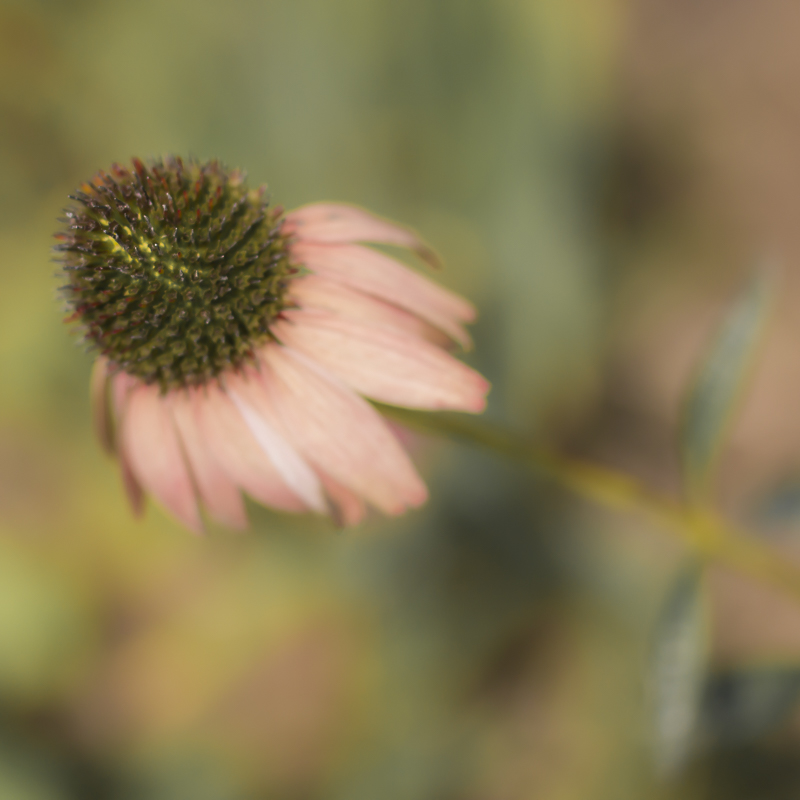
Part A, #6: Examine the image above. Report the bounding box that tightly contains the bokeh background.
[3,0,800,798]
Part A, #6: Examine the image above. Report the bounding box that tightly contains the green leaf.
[700,666,800,746]
[751,476,800,530]
[680,274,772,502]
[649,563,709,777]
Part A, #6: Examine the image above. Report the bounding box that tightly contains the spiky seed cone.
[56,156,293,391]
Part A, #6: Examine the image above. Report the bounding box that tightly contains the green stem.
[375,404,800,603]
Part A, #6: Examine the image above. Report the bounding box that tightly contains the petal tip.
[407,483,429,509]
[469,397,488,414]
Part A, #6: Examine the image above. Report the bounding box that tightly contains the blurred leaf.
[680,274,771,501]
[750,477,800,530]
[700,666,800,747]
[649,563,709,777]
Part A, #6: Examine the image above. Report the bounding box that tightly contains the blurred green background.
[5,0,800,798]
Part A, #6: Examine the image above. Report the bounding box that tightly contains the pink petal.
[110,371,145,517]
[274,309,489,412]
[170,391,248,530]
[292,242,475,347]
[119,453,145,519]
[257,344,428,515]
[225,375,327,514]
[90,357,114,454]
[229,370,368,524]
[228,367,365,525]
[121,383,203,533]
[288,275,453,348]
[192,382,307,513]
[111,369,140,420]
[317,470,366,527]
[284,202,440,267]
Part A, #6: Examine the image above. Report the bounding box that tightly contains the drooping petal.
[317,470,367,527]
[121,383,202,533]
[274,309,489,412]
[226,370,367,524]
[170,390,248,530]
[284,202,440,267]
[192,382,307,513]
[292,242,475,347]
[118,453,145,519]
[288,274,453,348]
[257,343,428,515]
[111,369,140,420]
[90,356,114,454]
[110,371,145,517]
[225,376,327,514]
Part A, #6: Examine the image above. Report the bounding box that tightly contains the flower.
[58,156,489,532]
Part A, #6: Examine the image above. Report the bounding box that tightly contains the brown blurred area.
[608,0,800,510]
[600,0,800,661]
[592,1,800,791]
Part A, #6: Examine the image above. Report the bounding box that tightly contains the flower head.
[58,156,489,531]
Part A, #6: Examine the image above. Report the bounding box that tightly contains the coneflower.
[56,156,489,532]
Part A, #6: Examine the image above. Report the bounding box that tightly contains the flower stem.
[375,404,800,603]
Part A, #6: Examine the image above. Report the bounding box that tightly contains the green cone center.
[57,156,292,390]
